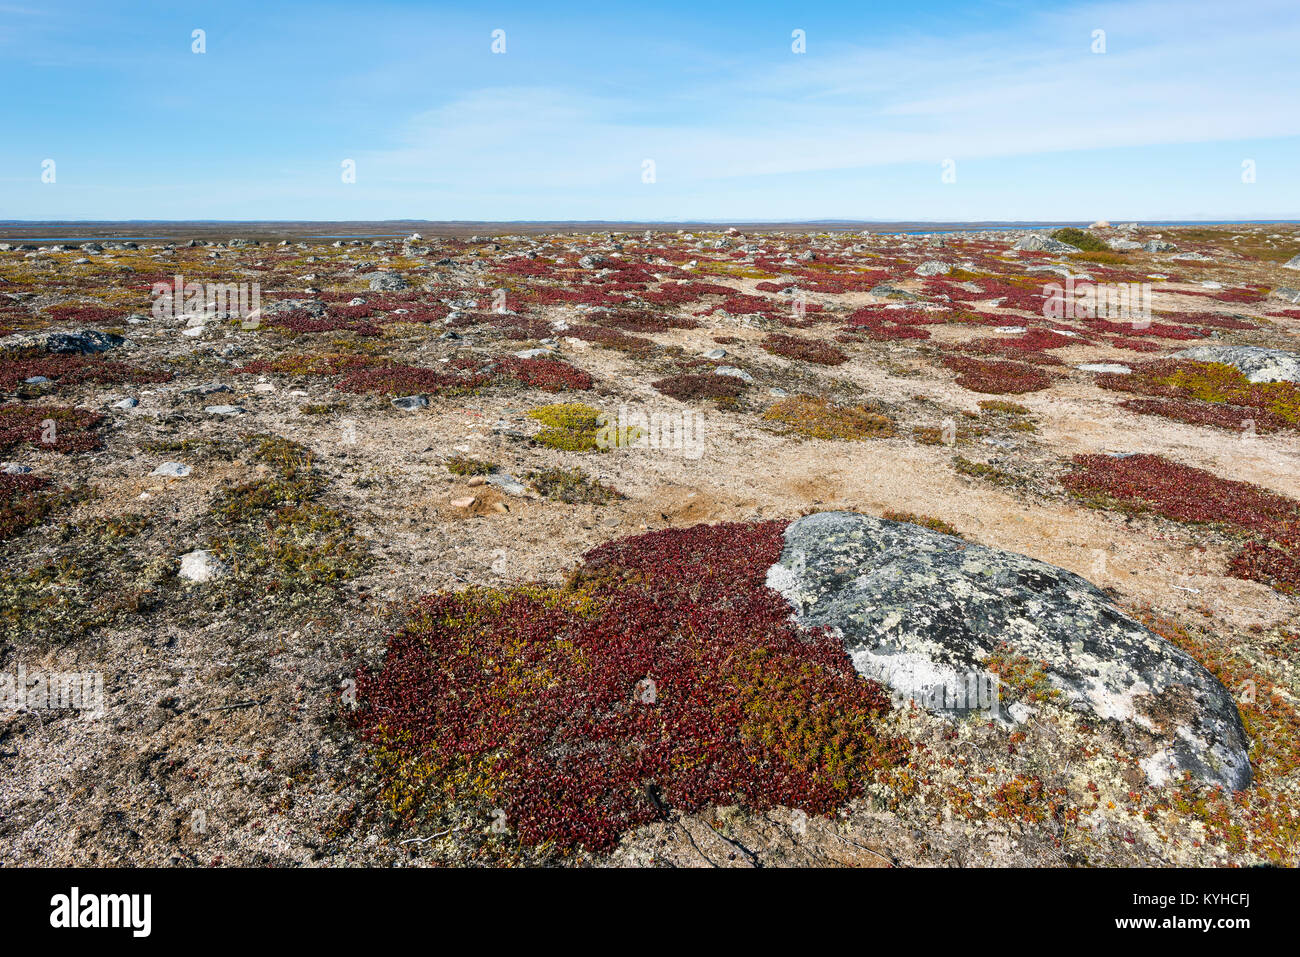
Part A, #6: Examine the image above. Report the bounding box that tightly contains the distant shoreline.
[2,219,1297,243]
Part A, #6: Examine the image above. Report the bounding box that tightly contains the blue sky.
[2,0,1298,221]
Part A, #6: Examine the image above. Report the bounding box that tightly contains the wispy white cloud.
[358,0,1300,194]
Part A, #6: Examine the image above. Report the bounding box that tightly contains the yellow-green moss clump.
[205,434,367,609]
[881,510,964,538]
[445,455,498,476]
[526,467,622,505]
[527,403,603,451]
[762,395,894,440]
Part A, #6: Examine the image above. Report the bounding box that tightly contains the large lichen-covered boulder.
[1171,345,1300,384]
[765,511,1252,790]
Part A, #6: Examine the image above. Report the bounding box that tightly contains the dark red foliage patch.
[266,310,381,336]
[1062,453,1300,535]
[761,333,847,365]
[651,373,747,402]
[495,356,593,392]
[1096,359,1300,433]
[0,405,105,454]
[335,364,491,396]
[941,356,1053,394]
[842,306,938,341]
[1062,453,1300,594]
[963,328,1078,357]
[0,351,173,389]
[1118,398,1293,434]
[1081,317,1207,340]
[43,303,121,325]
[350,521,903,853]
[1155,311,1258,331]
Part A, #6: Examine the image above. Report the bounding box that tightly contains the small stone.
[1077,363,1132,374]
[112,397,139,409]
[451,496,476,508]
[150,462,192,477]
[467,476,486,487]
[2,463,32,474]
[485,473,528,496]
[714,366,754,383]
[391,394,429,411]
[182,382,230,396]
[178,549,228,583]
[205,405,244,415]
[703,348,727,359]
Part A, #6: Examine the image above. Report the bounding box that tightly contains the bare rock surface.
[766,511,1252,790]
[1172,344,1300,383]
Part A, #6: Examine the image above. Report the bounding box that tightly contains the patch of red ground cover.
[1155,311,1258,331]
[0,405,105,454]
[841,306,937,341]
[43,304,121,324]
[761,333,847,365]
[1081,317,1208,340]
[1117,398,1293,433]
[350,521,903,853]
[941,356,1053,394]
[0,352,172,389]
[1095,359,1300,433]
[652,373,747,401]
[496,356,593,392]
[1063,453,1300,594]
[335,364,492,396]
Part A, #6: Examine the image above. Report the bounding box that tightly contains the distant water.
[3,221,1296,243]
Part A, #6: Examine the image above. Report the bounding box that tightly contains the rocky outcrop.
[1011,234,1080,254]
[368,272,410,292]
[0,328,128,354]
[1172,345,1300,384]
[766,511,1252,790]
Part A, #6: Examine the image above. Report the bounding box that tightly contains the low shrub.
[350,520,904,854]
[763,395,894,440]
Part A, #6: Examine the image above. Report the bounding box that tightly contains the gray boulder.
[1,328,127,355]
[369,272,410,292]
[765,511,1252,790]
[1143,240,1177,253]
[1171,345,1300,383]
[1011,234,1080,254]
[264,298,326,317]
[1281,254,1300,270]
[914,260,952,276]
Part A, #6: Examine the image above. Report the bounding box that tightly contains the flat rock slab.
[1,328,128,355]
[766,511,1251,790]
[1172,345,1300,384]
